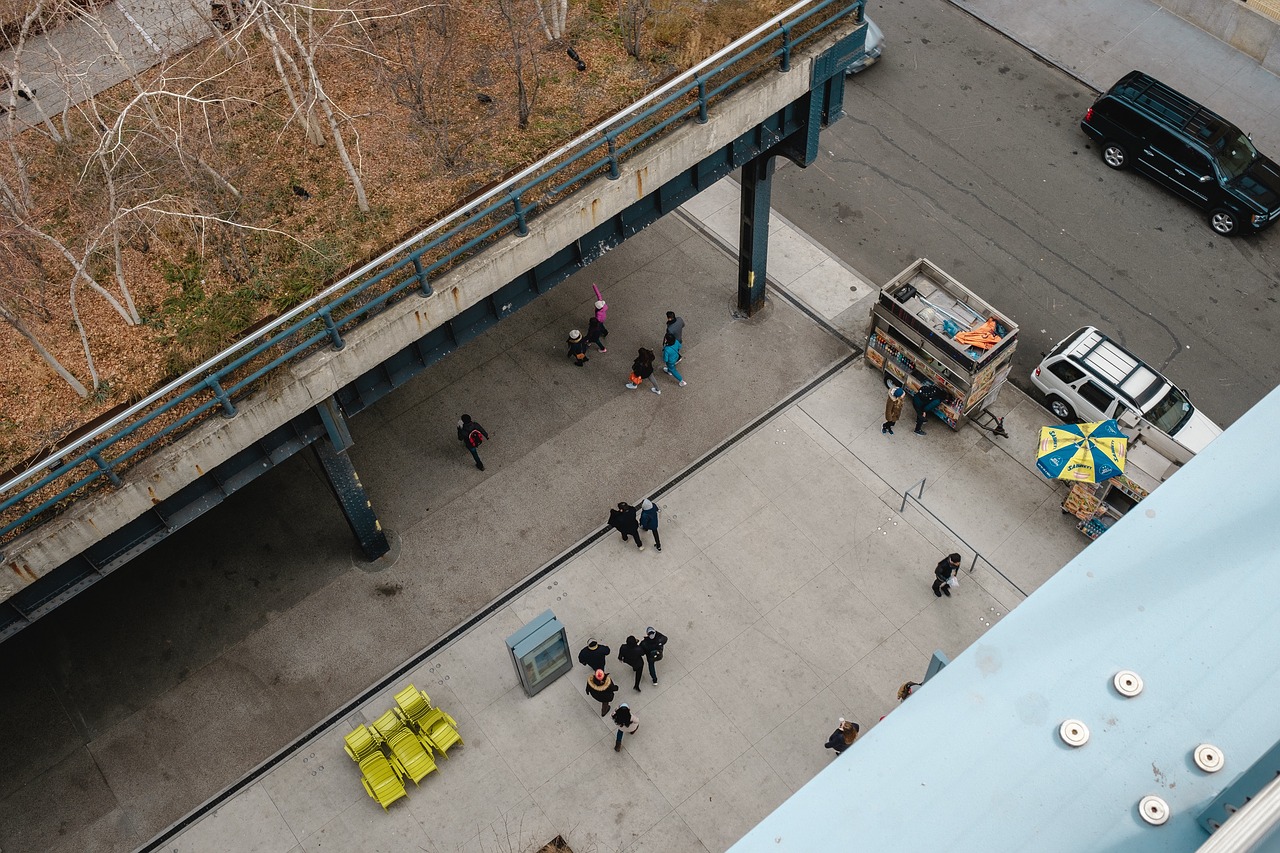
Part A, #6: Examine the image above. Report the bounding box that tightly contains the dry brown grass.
[0,0,818,483]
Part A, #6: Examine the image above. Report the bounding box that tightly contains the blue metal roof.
[732,387,1280,853]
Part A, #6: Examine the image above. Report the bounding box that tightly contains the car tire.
[1046,395,1077,423]
[1102,142,1127,170]
[1209,209,1239,237]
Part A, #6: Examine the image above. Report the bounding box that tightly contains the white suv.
[1030,327,1221,454]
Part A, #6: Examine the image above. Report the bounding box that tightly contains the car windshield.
[1209,129,1258,179]
[1146,386,1194,434]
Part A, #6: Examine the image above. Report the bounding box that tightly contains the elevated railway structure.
[0,0,870,641]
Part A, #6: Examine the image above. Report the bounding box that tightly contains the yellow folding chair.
[393,684,432,727]
[372,710,438,785]
[343,724,382,762]
[419,706,463,759]
[359,752,408,810]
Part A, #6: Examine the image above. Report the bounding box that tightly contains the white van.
[1030,327,1221,454]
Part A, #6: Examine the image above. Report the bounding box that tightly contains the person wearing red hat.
[586,669,617,717]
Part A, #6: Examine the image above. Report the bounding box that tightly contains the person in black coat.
[457,414,489,470]
[586,669,618,717]
[638,626,667,685]
[567,329,589,366]
[911,382,949,435]
[932,552,961,598]
[578,638,610,671]
[618,635,645,691]
[608,502,644,550]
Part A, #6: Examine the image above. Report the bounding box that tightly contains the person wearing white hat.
[639,498,661,552]
[566,329,589,367]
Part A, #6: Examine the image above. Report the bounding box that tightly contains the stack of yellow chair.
[343,724,407,811]
[372,709,439,784]
[394,685,464,759]
[342,683,464,811]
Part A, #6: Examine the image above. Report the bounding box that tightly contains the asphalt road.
[772,0,1280,426]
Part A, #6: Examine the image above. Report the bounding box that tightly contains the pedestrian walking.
[626,348,661,394]
[578,638,610,671]
[897,681,921,702]
[883,386,905,435]
[665,310,684,350]
[639,498,661,552]
[824,718,860,755]
[586,315,608,352]
[932,552,962,597]
[586,668,618,717]
[567,329,589,367]
[911,381,949,435]
[608,502,644,550]
[456,414,489,471]
[612,704,639,751]
[618,635,645,691]
[639,626,667,685]
[593,284,608,324]
[661,334,686,386]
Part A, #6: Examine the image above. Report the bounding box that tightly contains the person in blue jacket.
[661,333,686,387]
[639,498,661,552]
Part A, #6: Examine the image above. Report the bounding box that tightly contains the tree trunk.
[0,305,89,397]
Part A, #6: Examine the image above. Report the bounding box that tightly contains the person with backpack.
[626,348,660,395]
[456,414,489,471]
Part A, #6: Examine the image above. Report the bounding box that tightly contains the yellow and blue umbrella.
[1037,419,1128,483]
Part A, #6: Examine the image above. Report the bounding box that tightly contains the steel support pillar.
[737,154,776,316]
[312,400,389,560]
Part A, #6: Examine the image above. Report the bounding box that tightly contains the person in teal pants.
[661,334,686,386]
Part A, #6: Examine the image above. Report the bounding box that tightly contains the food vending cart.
[865,259,1019,430]
[1060,414,1187,540]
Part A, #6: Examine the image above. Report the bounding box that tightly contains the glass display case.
[505,610,572,697]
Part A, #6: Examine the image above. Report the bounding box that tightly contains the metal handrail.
[900,478,1028,598]
[0,0,866,539]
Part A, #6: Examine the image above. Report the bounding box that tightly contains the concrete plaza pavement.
[154,179,1088,853]
[3,0,1269,848]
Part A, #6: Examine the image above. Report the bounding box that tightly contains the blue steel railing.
[0,0,864,541]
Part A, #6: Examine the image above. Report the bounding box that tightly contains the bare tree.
[0,218,91,396]
[534,0,566,43]
[619,0,650,58]
[378,6,474,169]
[496,0,540,130]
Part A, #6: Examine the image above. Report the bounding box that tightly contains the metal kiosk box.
[505,609,572,697]
[865,258,1019,429]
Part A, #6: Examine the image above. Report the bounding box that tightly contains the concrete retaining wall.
[1,27,850,601]
[1155,0,1280,75]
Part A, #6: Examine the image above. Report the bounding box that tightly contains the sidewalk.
[158,181,1087,853]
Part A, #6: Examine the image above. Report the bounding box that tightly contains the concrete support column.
[737,154,776,316]
[312,400,389,560]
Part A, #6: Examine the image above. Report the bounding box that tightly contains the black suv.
[1080,70,1280,236]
